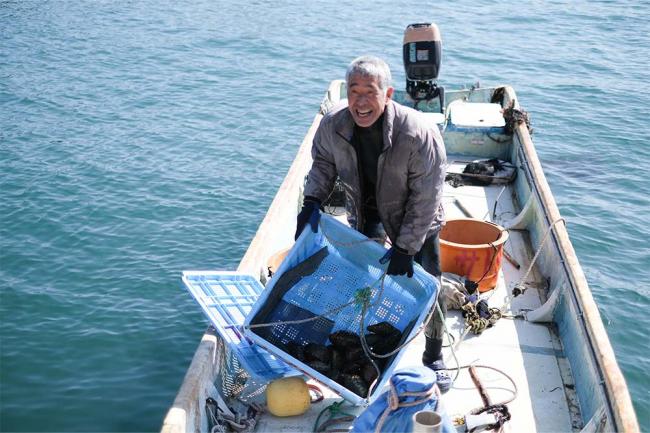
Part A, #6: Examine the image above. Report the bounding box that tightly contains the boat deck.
[255,160,577,432]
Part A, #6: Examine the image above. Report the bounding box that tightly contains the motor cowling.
[403,23,443,105]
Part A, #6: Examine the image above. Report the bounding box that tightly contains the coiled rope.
[502,100,532,135]
[313,400,356,433]
[461,302,503,335]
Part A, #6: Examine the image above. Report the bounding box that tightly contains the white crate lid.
[449,101,505,127]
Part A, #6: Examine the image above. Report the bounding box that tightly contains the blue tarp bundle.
[351,366,455,433]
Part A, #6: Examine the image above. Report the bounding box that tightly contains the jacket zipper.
[336,130,365,230]
[376,151,386,225]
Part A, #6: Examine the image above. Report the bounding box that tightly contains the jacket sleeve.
[395,127,447,255]
[303,115,338,203]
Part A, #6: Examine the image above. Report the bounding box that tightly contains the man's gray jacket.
[303,100,446,255]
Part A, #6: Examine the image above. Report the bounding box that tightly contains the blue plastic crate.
[182,271,298,381]
[244,214,440,405]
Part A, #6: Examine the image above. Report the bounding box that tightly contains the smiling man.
[295,55,450,390]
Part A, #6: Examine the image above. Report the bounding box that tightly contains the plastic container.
[439,219,508,292]
[182,271,298,381]
[267,247,291,277]
[245,214,440,405]
[444,101,510,160]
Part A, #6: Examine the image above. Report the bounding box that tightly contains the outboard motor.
[403,23,444,110]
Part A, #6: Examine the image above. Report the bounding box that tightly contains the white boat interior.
[254,173,575,433]
[161,81,638,433]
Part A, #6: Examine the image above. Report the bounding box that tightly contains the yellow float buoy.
[265,376,311,417]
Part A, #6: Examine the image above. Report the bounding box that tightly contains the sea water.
[1,0,648,431]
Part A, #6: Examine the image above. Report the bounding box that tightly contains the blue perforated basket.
[244,214,440,405]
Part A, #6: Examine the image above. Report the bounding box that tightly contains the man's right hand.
[294,197,321,240]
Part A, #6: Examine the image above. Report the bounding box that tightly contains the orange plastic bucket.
[439,219,508,292]
[267,247,291,277]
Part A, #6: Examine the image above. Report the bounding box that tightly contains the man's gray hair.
[346,55,392,92]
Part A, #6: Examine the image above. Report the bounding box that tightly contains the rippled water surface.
[2,0,649,431]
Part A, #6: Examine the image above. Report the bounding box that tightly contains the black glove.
[294,197,321,240]
[386,246,414,278]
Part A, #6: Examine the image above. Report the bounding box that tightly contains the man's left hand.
[386,247,414,278]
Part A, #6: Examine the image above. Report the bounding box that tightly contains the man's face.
[347,73,394,128]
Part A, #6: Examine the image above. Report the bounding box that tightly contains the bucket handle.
[483,221,508,243]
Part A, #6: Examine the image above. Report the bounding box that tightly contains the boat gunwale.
[504,86,639,432]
